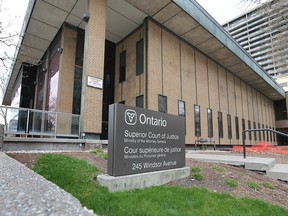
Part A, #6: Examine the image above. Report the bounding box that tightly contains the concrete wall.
[115,19,276,146]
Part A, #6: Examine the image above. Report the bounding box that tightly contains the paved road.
[0,152,96,216]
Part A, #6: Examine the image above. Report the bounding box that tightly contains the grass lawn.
[33,154,288,216]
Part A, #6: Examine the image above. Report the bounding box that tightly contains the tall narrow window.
[136,39,144,75]
[227,114,232,139]
[253,121,257,141]
[248,120,252,141]
[258,123,261,141]
[207,108,213,138]
[158,95,167,113]
[178,100,185,116]
[273,127,276,142]
[136,95,144,108]
[218,112,223,138]
[266,125,269,141]
[242,119,246,140]
[262,124,265,140]
[235,116,239,140]
[194,105,201,137]
[119,50,126,82]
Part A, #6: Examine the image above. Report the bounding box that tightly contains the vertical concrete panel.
[227,72,236,144]
[247,85,254,144]
[162,29,181,115]
[181,42,196,144]
[147,21,162,111]
[218,66,228,144]
[195,51,208,139]
[207,59,219,144]
[82,0,106,135]
[241,81,250,144]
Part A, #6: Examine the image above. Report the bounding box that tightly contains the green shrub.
[248,182,261,191]
[225,178,238,188]
[91,148,108,159]
[213,165,226,174]
[192,173,204,181]
[262,181,274,190]
[191,166,202,173]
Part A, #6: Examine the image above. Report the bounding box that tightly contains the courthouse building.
[2,0,286,146]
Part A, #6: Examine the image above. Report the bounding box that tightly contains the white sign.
[87,76,103,89]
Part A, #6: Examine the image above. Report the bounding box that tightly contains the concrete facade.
[115,19,277,146]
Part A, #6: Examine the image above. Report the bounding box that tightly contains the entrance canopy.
[3,0,285,105]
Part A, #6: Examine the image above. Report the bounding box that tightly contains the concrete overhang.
[3,0,285,105]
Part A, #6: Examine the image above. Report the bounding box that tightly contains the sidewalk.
[0,152,96,216]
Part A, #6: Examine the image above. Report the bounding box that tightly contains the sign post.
[108,103,185,176]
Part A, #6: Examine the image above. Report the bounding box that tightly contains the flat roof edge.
[172,0,285,99]
[2,0,36,105]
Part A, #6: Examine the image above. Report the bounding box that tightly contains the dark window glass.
[119,51,126,82]
[36,58,46,110]
[195,105,201,137]
[258,123,261,141]
[242,119,246,140]
[227,114,232,139]
[158,95,167,113]
[207,108,213,138]
[253,121,257,141]
[248,120,252,140]
[235,116,239,140]
[262,124,265,140]
[136,95,144,108]
[119,101,125,104]
[266,125,269,141]
[72,66,82,114]
[136,39,144,75]
[269,126,272,142]
[178,100,185,116]
[218,112,223,138]
[273,127,276,142]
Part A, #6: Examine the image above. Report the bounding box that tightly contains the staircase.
[186,151,288,182]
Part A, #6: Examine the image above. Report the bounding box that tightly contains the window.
[207,108,213,138]
[262,124,265,140]
[227,114,232,139]
[266,125,269,141]
[158,95,167,113]
[242,119,246,140]
[119,51,126,82]
[136,95,144,108]
[195,105,201,137]
[273,127,276,142]
[119,101,125,104]
[253,121,257,141]
[218,112,223,138]
[248,120,252,141]
[136,39,144,75]
[258,123,261,141]
[178,100,185,116]
[235,116,239,140]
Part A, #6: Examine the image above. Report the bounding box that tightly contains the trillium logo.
[125,109,137,125]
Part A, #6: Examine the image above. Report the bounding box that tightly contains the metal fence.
[0,105,80,138]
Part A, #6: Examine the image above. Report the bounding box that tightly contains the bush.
[225,178,238,188]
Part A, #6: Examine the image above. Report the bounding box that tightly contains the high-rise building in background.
[223,0,288,90]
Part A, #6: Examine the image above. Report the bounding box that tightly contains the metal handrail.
[242,128,288,158]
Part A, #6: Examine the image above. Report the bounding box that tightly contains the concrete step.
[244,157,275,171]
[267,164,288,181]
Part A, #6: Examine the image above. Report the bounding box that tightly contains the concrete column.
[81,0,106,139]
[0,124,4,149]
[57,26,77,135]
